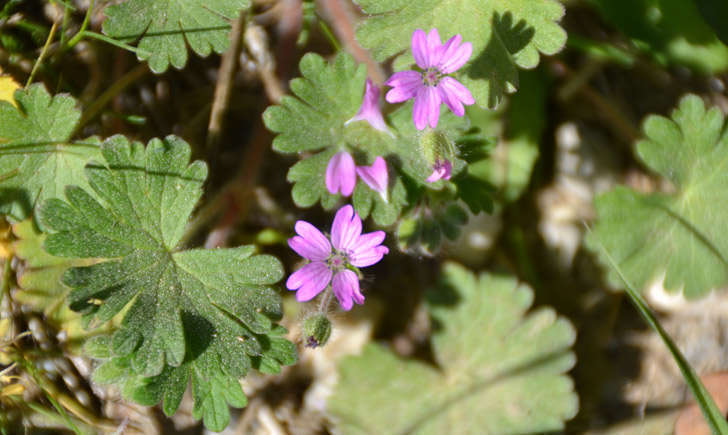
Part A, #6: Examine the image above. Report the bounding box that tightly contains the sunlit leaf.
[0,84,100,221]
[586,94,728,298]
[37,135,296,431]
[102,0,250,73]
[329,262,578,433]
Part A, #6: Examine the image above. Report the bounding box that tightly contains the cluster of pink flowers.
[328,28,473,192]
[288,28,475,312]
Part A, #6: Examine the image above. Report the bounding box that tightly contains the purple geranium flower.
[385,28,475,130]
[326,151,356,196]
[356,156,389,201]
[426,159,452,182]
[286,205,389,311]
[346,79,391,134]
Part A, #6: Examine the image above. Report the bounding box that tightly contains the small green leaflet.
[0,84,100,221]
[38,135,296,431]
[354,0,567,107]
[586,94,728,298]
[329,263,578,433]
[263,52,471,226]
[102,0,250,73]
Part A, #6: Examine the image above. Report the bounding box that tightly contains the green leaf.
[264,52,468,225]
[12,220,116,351]
[589,0,728,74]
[354,0,567,106]
[37,135,296,431]
[101,0,250,73]
[329,263,578,434]
[0,84,100,221]
[586,94,728,299]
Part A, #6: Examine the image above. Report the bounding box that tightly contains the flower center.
[423,67,442,87]
[328,251,349,270]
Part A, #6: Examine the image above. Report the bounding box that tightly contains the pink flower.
[326,152,390,200]
[346,79,390,133]
[286,205,389,311]
[426,159,452,182]
[385,29,475,130]
[326,151,356,196]
[356,157,389,202]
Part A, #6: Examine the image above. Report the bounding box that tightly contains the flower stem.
[66,0,96,48]
[317,288,334,313]
[25,20,59,88]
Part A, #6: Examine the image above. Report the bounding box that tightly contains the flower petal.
[332,269,364,311]
[286,262,332,301]
[439,76,474,106]
[413,86,441,130]
[355,157,388,201]
[426,86,443,128]
[438,80,465,116]
[426,159,453,182]
[346,79,390,133]
[385,71,423,103]
[331,204,362,252]
[289,221,331,261]
[438,34,462,67]
[411,29,429,69]
[325,151,356,196]
[439,39,472,74]
[351,230,386,254]
[426,28,443,67]
[349,245,389,268]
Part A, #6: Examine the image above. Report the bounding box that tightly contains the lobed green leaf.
[102,0,251,73]
[0,84,100,221]
[586,94,728,298]
[37,134,296,430]
[329,262,578,433]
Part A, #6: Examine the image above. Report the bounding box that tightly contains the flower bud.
[420,130,455,165]
[420,130,455,182]
[302,314,332,348]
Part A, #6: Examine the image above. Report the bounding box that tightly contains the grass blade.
[590,229,728,434]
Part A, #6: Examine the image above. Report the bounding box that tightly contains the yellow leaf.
[0,70,20,107]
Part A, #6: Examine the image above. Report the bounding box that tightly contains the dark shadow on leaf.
[0,187,32,218]
[456,127,493,163]
[426,274,462,310]
[494,12,536,56]
[182,310,215,361]
[453,171,496,215]
[466,12,535,107]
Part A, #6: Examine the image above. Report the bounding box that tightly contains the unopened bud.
[420,130,455,167]
[302,314,332,348]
